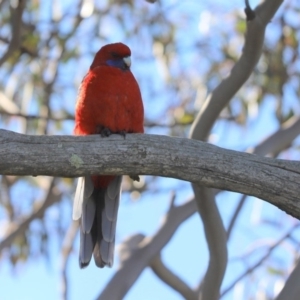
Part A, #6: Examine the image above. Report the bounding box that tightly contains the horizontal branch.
[0,129,299,218]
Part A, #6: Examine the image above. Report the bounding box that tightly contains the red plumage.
[73,43,144,268]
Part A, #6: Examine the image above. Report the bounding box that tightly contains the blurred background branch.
[0,0,299,299]
[0,0,26,66]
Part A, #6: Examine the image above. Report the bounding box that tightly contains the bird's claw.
[101,127,112,137]
[96,126,127,139]
[119,130,126,139]
[96,125,112,137]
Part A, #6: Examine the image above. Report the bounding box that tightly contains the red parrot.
[73,43,144,268]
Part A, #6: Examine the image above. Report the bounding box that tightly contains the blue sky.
[1,0,299,299]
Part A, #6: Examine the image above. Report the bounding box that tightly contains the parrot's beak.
[123,56,131,68]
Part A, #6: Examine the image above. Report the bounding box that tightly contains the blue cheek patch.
[106,59,127,70]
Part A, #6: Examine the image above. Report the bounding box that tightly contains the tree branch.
[0,0,26,67]
[98,199,196,300]
[0,177,62,252]
[227,115,300,240]
[221,224,300,297]
[275,258,300,300]
[0,129,299,218]
[189,1,284,298]
[190,0,284,141]
[250,116,300,156]
[150,254,197,300]
[193,186,227,300]
[60,220,79,300]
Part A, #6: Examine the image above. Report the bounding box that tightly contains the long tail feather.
[81,197,95,233]
[79,227,94,268]
[77,176,122,268]
[94,176,122,267]
[73,177,84,221]
[73,176,94,220]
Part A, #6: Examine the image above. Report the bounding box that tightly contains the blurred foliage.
[0,0,299,299]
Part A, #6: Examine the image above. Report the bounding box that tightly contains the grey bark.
[0,129,299,219]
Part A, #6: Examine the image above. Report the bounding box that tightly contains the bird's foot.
[118,130,126,139]
[101,127,112,137]
[96,125,112,137]
[96,126,127,139]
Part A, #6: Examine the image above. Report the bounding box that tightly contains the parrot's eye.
[111,52,119,58]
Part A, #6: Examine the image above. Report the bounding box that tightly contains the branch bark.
[0,129,299,218]
[275,258,300,300]
[0,0,26,67]
[60,220,79,300]
[190,0,284,141]
[227,115,300,240]
[189,1,284,298]
[222,224,300,297]
[98,199,196,300]
[150,254,197,300]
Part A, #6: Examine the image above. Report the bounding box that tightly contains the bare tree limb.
[192,186,227,300]
[0,92,20,114]
[226,194,247,240]
[148,191,195,300]
[0,175,14,220]
[97,199,196,300]
[227,115,300,240]
[275,258,300,300]
[0,0,26,67]
[60,220,79,300]
[221,223,300,297]
[0,177,62,252]
[256,0,285,25]
[249,116,300,156]
[190,0,284,141]
[0,35,37,57]
[0,129,299,218]
[150,254,198,300]
[244,0,256,21]
[189,1,284,298]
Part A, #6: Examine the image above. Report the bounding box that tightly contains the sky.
[1,0,299,300]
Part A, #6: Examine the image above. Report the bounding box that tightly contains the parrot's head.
[90,43,132,71]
